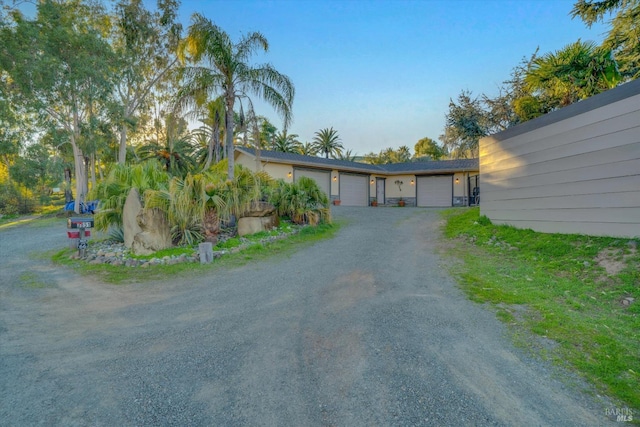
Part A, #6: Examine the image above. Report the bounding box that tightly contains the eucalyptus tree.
[178,13,295,180]
[312,127,343,159]
[525,40,621,109]
[0,0,116,213]
[110,0,183,165]
[572,0,640,79]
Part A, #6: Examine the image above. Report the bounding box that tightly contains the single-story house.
[235,147,479,207]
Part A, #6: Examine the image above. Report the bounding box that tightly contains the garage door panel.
[294,169,331,197]
[417,176,452,207]
[340,174,368,206]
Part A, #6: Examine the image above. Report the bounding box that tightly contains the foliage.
[439,91,488,159]
[178,13,295,180]
[111,0,182,165]
[136,113,196,177]
[525,40,621,108]
[0,0,116,213]
[146,172,207,245]
[444,208,640,410]
[335,149,357,161]
[572,0,640,79]
[89,160,169,231]
[270,176,331,225]
[297,141,318,156]
[413,137,447,160]
[271,129,301,153]
[312,127,343,159]
[363,146,412,164]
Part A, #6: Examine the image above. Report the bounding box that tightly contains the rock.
[131,208,172,256]
[199,242,214,264]
[242,201,276,217]
[237,215,279,237]
[122,188,144,249]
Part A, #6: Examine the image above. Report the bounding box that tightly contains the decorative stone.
[237,215,279,236]
[122,188,144,249]
[131,208,172,255]
[199,242,214,264]
[243,201,276,217]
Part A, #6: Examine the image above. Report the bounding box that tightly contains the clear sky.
[183,1,607,155]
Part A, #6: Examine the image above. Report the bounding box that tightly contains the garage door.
[339,173,369,206]
[417,176,452,207]
[294,168,331,197]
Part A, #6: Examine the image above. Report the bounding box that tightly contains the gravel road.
[0,208,614,426]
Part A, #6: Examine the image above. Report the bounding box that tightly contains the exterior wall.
[331,169,339,198]
[385,174,417,206]
[264,163,293,183]
[453,172,468,206]
[480,79,640,238]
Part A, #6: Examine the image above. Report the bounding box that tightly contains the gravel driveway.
[0,208,613,426]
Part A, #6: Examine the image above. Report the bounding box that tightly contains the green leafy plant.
[270,176,330,225]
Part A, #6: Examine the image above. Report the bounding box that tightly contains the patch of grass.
[442,208,640,413]
[52,221,340,284]
[130,246,196,260]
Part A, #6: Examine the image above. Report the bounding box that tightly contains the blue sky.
[175,0,608,155]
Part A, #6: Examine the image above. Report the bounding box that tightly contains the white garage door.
[294,168,331,197]
[339,173,369,206]
[417,176,452,207]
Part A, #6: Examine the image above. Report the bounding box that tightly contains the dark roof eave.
[235,147,478,175]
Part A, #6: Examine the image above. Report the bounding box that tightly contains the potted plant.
[398,198,405,207]
[371,200,378,207]
[333,199,341,206]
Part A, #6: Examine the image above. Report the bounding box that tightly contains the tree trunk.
[71,141,87,214]
[204,129,214,170]
[89,153,96,189]
[225,100,235,180]
[118,124,127,164]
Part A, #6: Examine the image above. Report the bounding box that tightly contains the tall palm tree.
[336,149,356,161]
[525,40,621,108]
[312,127,343,159]
[272,129,301,153]
[178,14,295,180]
[297,141,318,156]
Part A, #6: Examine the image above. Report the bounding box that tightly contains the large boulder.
[243,201,276,217]
[131,207,172,255]
[237,215,279,237]
[122,188,143,249]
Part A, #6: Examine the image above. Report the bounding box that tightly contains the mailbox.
[67,217,94,229]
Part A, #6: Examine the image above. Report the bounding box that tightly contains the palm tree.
[525,40,621,108]
[336,149,356,161]
[297,141,318,156]
[178,14,295,180]
[272,129,301,153]
[312,127,343,159]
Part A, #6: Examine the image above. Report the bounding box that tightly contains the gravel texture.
[0,208,616,426]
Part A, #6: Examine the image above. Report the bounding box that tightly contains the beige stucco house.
[235,147,479,207]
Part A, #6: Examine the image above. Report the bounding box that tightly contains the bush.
[270,177,331,225]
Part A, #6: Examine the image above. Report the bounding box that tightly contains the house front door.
[376,178,385,205]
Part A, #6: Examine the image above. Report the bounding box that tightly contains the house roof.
[235,147,478,175]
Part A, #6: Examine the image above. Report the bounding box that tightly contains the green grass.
[442,208,640,414]
[52,221,340,284]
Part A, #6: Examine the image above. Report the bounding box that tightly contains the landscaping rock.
[131,208,172,256]
[237,215,279,236]
[243,201,276,217]
[122,188,144,249]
